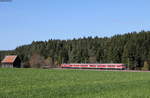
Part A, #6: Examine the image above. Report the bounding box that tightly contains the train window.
[90,65,95,66]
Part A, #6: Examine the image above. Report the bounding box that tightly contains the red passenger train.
[61,63,127,70]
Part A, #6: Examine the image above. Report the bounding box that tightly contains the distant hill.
[1,30,150,69]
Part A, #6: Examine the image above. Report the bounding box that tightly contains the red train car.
[61,63,127,70]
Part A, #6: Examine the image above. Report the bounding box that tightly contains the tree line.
[0,30,150,70]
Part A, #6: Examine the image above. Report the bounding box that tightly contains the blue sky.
[0,0,150,50]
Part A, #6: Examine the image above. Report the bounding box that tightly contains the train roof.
[62,63,125,65]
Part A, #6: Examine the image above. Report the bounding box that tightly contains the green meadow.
[0,68,150,98]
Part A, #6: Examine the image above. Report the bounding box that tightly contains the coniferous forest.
[1,31,150,69]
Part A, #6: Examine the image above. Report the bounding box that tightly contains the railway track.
[53,68,150,72]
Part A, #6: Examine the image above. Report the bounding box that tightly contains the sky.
[0,0,150,50]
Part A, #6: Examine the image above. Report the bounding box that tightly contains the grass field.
[0,68,150,98]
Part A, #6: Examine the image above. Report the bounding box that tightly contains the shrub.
[29,53,46,68]
[142,61,150,71]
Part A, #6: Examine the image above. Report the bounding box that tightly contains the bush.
[142,61,150,71]
[29,53,46,68]
[23,61,31,68]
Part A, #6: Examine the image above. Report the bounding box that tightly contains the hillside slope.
[0,31,150,69]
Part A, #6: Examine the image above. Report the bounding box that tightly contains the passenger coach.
[61,63,127,70]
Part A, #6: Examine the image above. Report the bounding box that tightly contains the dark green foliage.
[0,31,150,69]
